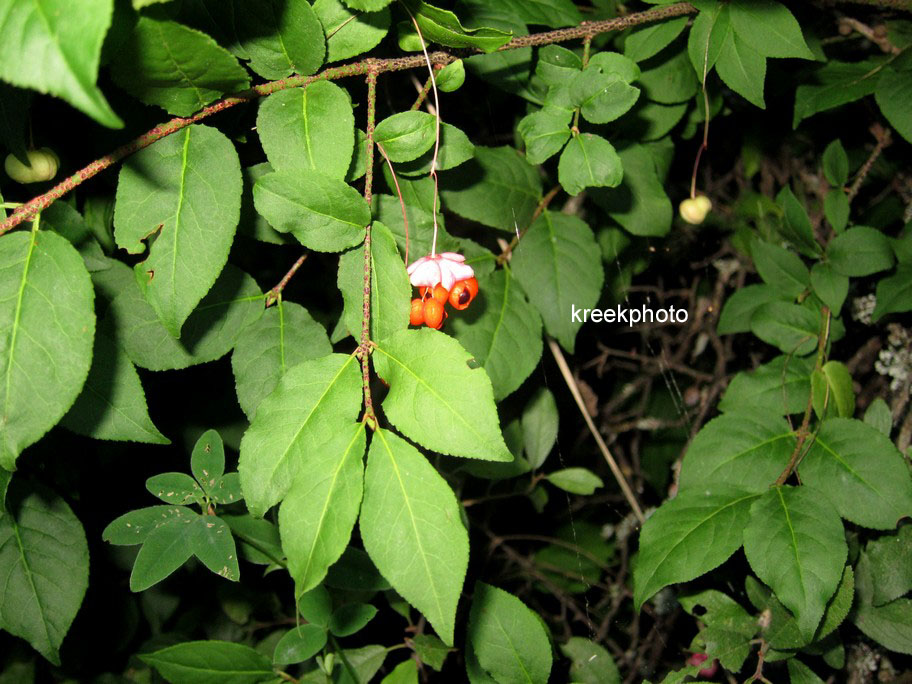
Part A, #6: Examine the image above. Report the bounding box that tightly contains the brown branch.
[0,3,697,237]
[359,68,380,426]
[266,254,307,307]
[847,124,893,204]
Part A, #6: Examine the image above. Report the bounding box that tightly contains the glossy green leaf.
[257,83,355,180]
[0,230,95,469]
[822,140,849,187]
[397,123,475,177]
[374,111,436,163]
[110,18,249,117]
[141,640,274,684]
[517,109,571,165]
[279,423,365,595]
[0,485,89,665]
[114,124,242,337]
[678,410,795,493]
[558,134,624,196]
[827,226,894,277]
[810,262,848,313]
[232,0,325,80]
[715,29,766,108]
[467,582,552,683]
[716,284,787,335]
[232,301,332,419]
[626,16,688,62]
[546,468,603,495]
[253,170,368,252]
[751,239,810,298]
[872,265,912,321]
[729,0,814,59]
[593,144,673,237]
[103,264,263,371]
[441,146,542,232]
[511,211,604,353]
[750,301,820,355]
[521,388,558,469]
[436,59,465,91]
[238,353,362,516]
[360,429,469,645]
[0,0,122,127]
[718,355,813,416]
[633,486,760,610]
[875,66,912,144]
[560,638,619,684]
[571,69,640,124]
[373,329,512,461]
[273,624,327,665]
[536,45,582,85]
[60,331,169,445]
[743,486,846,639]
[330,602,377,637]
[800,418,912,529]
[401,0,512,53]
[315,0,389,62]
[450,269,543,401]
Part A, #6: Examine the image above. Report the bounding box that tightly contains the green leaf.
[257,83,355,180]
[511,211,604,353]
[398,123,475,177]
[360,429,469,645]
[0,0,122,127]
[788,659,826,684]
[239,353,362,517]
[625,16,688,63]
[827,226,894,277]
[592,144,673,237]
[716,284,787,335]
[492,0,580,28]
[864,397,893,436]
[517,109,571,165]
[718,355,813,416]
[337,221,410,343]
[776,185,821,258]
[0,484,89,665]
[558,134,624,196]
[436,59,465,92]
[633,486,760,610]
[114,124,242,337]
[742,485,846,639]
[188,514,239,581]
[818,360,855,418]
[638,48,698,104]
[232,301,332,419]
[374,111,436,165]
[232,0,325,80]
[872,265,912,321]
[751,239,810,298]
[800,418,912,529]
[330,603,377,637]
[715,29,766,108]
[335,645,388,684]
[467,582,553,683]
[382,659,418,684]
[401,0,512,53]
[441,146,542,232]
[875,66,912,144]
[0,230,95,469]
[315,0,390,63]
[343,0,393,10]
[729,0,814,59]
[536,45,582,86]
[102,505,196,546]
[109,18,249,117]
[141,640,274,684]
[571,70,640,124]
[191,429,225,493]
[750,301,820,355]
[146,472,204,505]
[560,638,620,684]
[60,331,169,445]
[824,189,849,233]
[793,58,884,128]
[810,262,848,313]
[854,596,912,655]
[687,6,730,79]
[822,140,849,187]
[678,410,795,493]
[103,264,263,371]
[279,423,365,595]
[865,526,912,606]
[253,170,368,252]
[223,514,284,566]
[546,468,603,495]
[273,624,327,665]
[678,590,757,671]
[520,389,557,471]
[450,269,543,401]
[411,634,451,672]
[372,329,512,462]
[129,519,193,591]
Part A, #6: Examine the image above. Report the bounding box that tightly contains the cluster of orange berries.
[409,277,479,329]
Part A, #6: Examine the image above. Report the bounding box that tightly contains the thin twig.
[359,68,380,425]
[847,124,892,203]
[547,337,645,524]
[497,185,561,265]
[266,254,307,307]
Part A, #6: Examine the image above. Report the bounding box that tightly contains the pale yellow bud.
[4,147,60,184]
[678,195,712,225]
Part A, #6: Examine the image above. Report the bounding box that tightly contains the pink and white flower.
[407,252,474,291]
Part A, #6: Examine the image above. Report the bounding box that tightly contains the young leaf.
[253,170,368,252]
[810,262,848,313]
[521,388,558,469]
[238,353,362,516]
[827,226,894,277]
[626,16,688,62]
[103,264,264,371]
[279,423,366,595]
[0,485,89,665]
[517,108,572,165]
[729,0,814,60]
[191,429,226,494]
[314,0,390,63]
[60,332,169,445]
[0,0,122,128]
[257,83,355,180]
[571,70,640,124]
[129,519,194,592]
[546,468,603,495]
[633,486,760,610]
[0,230,95,469]
[146,473,205,505]
[742,485,846,639]
[114,124,242,337]
[467,582,553,683]
[273,624,327,665]
[374,111,436,163]
[715,29,766,108]
[110,18,250,117]
[558,134,624,195]
[360,429,469,645]
[441,146,542,232]
[231,301,333,419]
[373,329,512,461]
[232,0,325,80]
[400,0,512,53]
[560,638,620,684]
[450,269,543,401]
[678,410,795,494]
[800,418,912,529]
[140,640,274,683]
[821,140,849,187]
[436,59,465,91]
[824,189,849,233]
[511,211,604,353]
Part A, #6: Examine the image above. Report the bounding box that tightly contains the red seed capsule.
[423,298,446,329]
[449,277,478,310]
[409,298,425,326]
